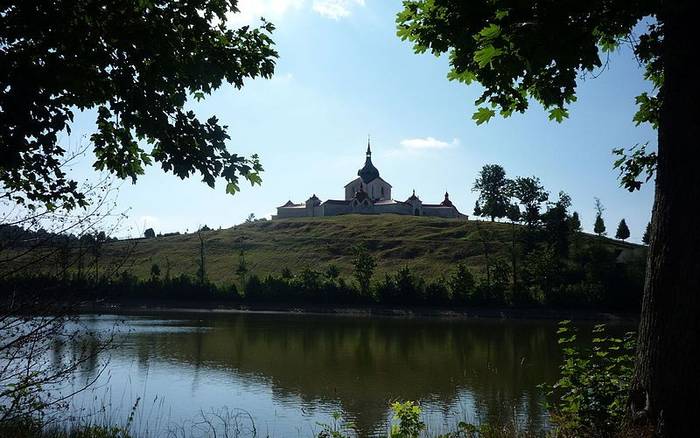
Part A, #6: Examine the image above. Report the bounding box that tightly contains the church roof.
[357,139,380,184]
[278,200,297,208]
[322,199,351,205]
[440,192,454,207]
[406,190,421,202]
[344,176,392,188]
[374,199,407,206]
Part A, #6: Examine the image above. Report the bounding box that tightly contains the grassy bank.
[35,215,640,284]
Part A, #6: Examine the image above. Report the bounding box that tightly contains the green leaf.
[225,182,240,194]
[548,107,569,122]
[447,69,477,85]
[472,107,495,125]
[478,24,501,40]
[495,10,509,20]
[473,45,502,68]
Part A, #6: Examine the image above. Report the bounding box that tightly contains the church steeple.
[358,136,379,183]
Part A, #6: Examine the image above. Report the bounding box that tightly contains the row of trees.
[472,164,642,242]
[1,230,643,311]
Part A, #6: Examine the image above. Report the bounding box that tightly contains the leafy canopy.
[1,0,277,210]
[397,0,662,188]
[472,164,511,221]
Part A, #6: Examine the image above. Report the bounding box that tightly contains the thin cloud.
[226,0,304,26]
[226,0,364,25]
[383,137,460,158]
[312,0,365,20]
[400,137,460,150]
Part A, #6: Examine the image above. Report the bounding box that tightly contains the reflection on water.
[60,313,632,437]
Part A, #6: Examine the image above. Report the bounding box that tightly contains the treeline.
[1,238,644,311]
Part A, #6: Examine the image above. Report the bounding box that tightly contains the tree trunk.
[629,1,700,435]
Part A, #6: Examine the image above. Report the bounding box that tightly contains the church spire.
[358,135,379,183]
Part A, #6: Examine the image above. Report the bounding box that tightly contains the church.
[273,140,465,219]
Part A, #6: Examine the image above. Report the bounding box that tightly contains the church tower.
[344,137,392,201]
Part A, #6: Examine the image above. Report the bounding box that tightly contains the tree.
[511,176,549,230]
[144,228,156,239]
[473,201,482,218]
[570,212,582,233]
[542,191,572,257]
[594,198,607,237]
[397,2,700,433]
[642,221,652,245]
[505,203,521,297]
[196,229,206,284]
[352,244,376,296]
[594,215,607,237]
[472,164,511,221]
[150,263,161,281]
[245,213,257,223]
[449,263,475,304]
[236,249,248,290]
[1,0,276,211]
[616,219,631,241]
[0,178,126,425]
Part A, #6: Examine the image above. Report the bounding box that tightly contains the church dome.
[440,192,454,207]
[357,140,380,183]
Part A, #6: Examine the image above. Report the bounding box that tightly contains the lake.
[60,312,634,437]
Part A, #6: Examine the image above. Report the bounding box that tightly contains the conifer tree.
[593,198,606,236]
[569,212,582,233]
[594,215,606,237]
[642,221,652,245]
[616,219,631,241]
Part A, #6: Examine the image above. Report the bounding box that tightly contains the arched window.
[414,208,420,216]
[381,187,385,197]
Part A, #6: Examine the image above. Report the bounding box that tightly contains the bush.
[543,321,635,437]
[389,401,425,438]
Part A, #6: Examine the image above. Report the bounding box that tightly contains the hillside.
[98,215,639,285]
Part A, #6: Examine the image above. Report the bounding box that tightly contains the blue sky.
[62,0,656,241]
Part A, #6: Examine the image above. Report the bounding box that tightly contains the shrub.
[389,401,425,438]
[543,321,635,437]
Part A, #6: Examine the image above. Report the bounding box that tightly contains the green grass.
[96,215,637,285]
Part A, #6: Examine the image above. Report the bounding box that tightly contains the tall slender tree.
[569,212,582,233]
[642,221,652,245]
[594,198,607,236]
[397,2,700,433]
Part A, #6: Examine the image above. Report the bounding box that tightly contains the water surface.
[63,312,632,436]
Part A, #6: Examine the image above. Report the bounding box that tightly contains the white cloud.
[383,137,460,158]
[312,0,365,20]
[400,137,460,150]
[226,0,304,26]
[270,72,294,83]
[225,0,364,25]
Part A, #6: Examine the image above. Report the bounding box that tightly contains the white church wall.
[344,178,361,200]
[422,206,459,218]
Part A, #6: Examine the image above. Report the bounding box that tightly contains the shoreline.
[81,299,639,323]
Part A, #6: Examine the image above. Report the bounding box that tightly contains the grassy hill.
[100,214,638,285]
